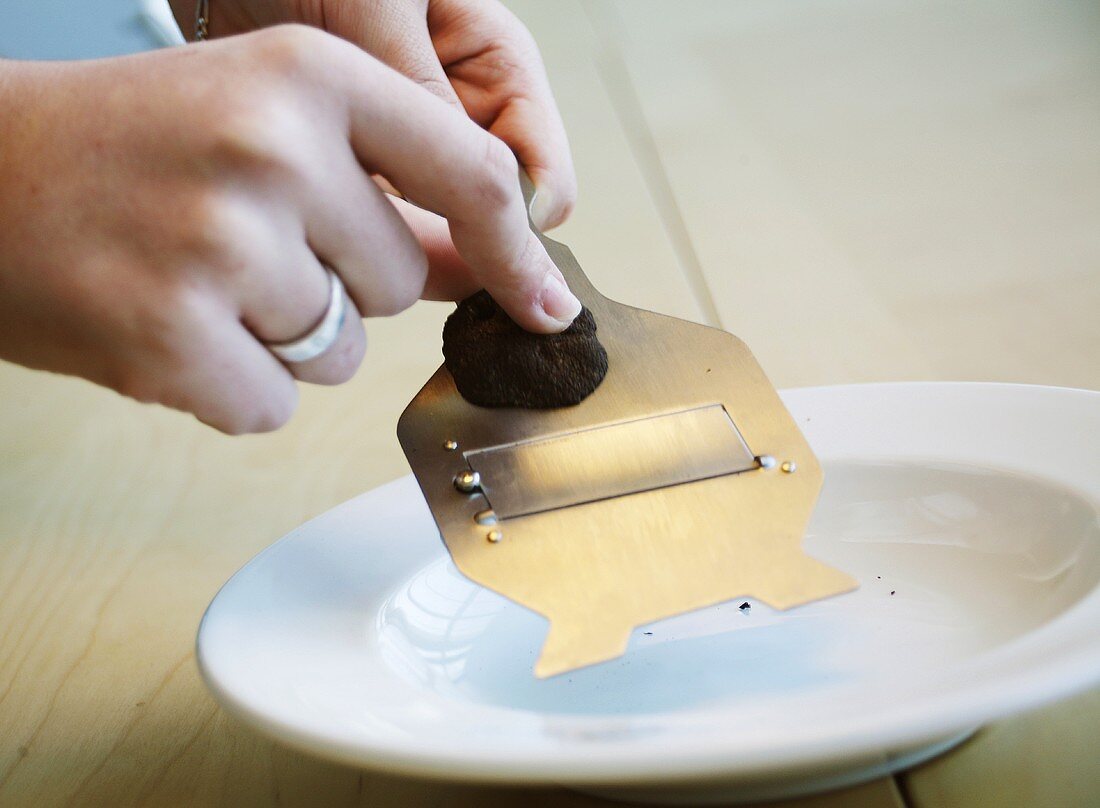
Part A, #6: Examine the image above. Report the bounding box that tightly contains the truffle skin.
[442,290,608,409]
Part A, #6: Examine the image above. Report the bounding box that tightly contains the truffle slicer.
[397,173,857,678]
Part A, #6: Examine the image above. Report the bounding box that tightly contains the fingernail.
[540,271,582,325]
[530,185,556,231]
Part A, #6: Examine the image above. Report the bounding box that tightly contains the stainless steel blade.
[398,172,856,677]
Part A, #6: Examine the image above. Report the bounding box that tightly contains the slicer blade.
[398,174,857,677]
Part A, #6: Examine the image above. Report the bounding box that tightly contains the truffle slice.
[442,290,608,409]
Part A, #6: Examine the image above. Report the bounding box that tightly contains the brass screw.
[487,529,503,543]
[443,439,459,451]
[453,470,481,493]
[781,460,797,474]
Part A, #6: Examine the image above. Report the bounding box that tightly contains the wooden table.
[2,1,1098,805]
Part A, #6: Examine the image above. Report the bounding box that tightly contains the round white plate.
[197,383,1100,804]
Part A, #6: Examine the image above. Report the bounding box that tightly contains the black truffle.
[442,290,608,409]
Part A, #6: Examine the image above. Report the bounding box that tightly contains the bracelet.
[195,0,210,40]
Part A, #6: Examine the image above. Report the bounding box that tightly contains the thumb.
[328,1,462,108]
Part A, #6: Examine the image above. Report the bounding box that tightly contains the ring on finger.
[264,267,348,364]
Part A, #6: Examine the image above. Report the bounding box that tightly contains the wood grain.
[1,1,1095,806]
[900,689,1100,808]
[601,0,1100,391]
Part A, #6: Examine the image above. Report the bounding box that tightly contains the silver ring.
[265,268,348,363]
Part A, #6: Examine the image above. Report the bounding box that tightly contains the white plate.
[197,383,1100,804]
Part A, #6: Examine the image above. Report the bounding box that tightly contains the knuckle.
[203,35,334,179]
[248,403,294,433]
[240,385,298,434]
[368,284,418,317]
[250,24,328,76]
[369,260,427,317]
[187,191,232,253]
[183,191,256,273]
[473,138,520,211]
[205,93,307,182]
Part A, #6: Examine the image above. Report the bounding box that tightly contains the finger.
[327,0,463,109]
[220,205,368,387]
[275,278,368,387]
[389,196,478,301]
[244,255,368,387]
[163,295,299,435]
[302,151,430,319]
[314,40,581,333]
[430,2,577,230]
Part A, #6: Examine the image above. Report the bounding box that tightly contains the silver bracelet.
[195,0,210,40]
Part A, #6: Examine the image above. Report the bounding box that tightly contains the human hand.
[0,27,580,433]
[168,0,577,284]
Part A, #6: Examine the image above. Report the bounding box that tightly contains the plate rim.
[196,381,1100,784]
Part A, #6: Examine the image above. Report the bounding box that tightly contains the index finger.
[317,34,581,333]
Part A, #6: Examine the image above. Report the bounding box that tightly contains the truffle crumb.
[890,590,896,596]
[442,290,608,408]
[738,602,751,611]
[643,631,653,636]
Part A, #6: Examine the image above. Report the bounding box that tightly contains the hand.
[0,27,580,433]
[168,0,577,291]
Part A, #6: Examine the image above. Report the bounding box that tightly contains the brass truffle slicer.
[397,173,856,678]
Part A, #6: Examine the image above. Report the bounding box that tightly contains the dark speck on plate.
[739,602,751,611]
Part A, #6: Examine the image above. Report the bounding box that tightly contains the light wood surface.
[1,1,1097,806]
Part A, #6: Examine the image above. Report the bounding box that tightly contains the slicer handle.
[518,167,539,221]
[518,167,603,308]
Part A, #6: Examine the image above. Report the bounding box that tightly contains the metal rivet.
[443,439,459,451]
[487,529,503,543]
[757,455,777,469]
[475,509,497,526]
[453,470,481,493]
[781,460,797,474]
